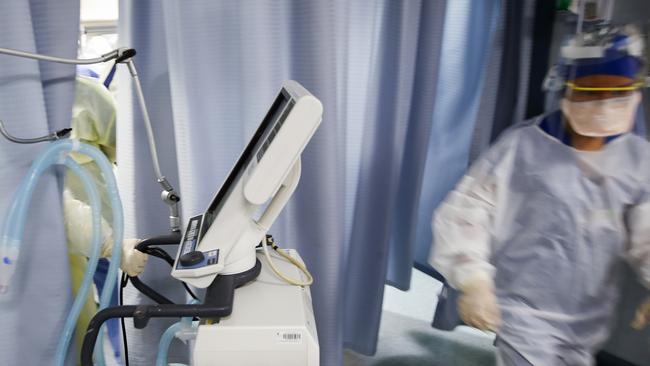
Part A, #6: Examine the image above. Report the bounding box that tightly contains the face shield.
[553,25,648,136]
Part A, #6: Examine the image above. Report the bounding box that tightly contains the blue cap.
[566,31,645,80]
[568,53,642,80]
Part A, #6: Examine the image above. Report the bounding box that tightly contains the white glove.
[63,190,147,276]
[114,238,148,277]
[458,273,501,332]
[63,189,113,257]
[632,296,650,330]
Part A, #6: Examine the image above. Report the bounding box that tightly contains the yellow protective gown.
[64,75,116,361]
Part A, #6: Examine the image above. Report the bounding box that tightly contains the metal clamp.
[159,177,181,232]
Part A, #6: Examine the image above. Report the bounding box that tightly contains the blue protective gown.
[430,113,650,365]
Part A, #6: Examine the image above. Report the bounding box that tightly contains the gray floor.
[344,269,496,366]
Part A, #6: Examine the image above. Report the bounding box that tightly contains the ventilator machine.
[0,44,322,365]
[80,79,322,366]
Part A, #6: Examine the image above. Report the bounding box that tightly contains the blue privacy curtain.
[409,0,502,283]
[412,0,540,331]
[342,0,448,355]
[117,0,466,364]
[0,0,79,365]
[413,0,539,279]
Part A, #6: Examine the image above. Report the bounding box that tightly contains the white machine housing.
[171,80,323,288]
[191,250,319,366]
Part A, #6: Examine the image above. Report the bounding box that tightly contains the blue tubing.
[156,300,199,366]
[0,152,62,291]
[156,322,183,366]
[54,157,103,366]
[3,159,52,242]
[0,153,102,365]
[0,140,124,365]
[72,143,123,366]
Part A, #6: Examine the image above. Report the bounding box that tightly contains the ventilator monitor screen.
[201,89,295,233]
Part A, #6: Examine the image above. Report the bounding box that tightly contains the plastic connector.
[115,48,136,63]
[55,128,72,139]
[174,321,199,344]
[159,177,181,232]
[0,243,20,294]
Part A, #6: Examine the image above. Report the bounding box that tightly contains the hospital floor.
[343,269,496,366]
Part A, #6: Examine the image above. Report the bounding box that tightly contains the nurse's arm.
[428,160,498,290]
[626,199,650,330]
[626,199,650,289]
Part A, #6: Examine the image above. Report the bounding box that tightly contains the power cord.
[259,235,313,286]
[120,272,130,366]
[119,238,198,366]
[135,245,198,300]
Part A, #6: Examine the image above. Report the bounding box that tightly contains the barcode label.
[277,331,302,344]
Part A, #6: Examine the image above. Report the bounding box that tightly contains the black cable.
[143,247,174,265]
[81,304,230,366]
[103,234,187,364]
[128,238,199,302]
[134,234,181,251]
[182,283,199,301]
[128,269,198,303]
[129,233,198,300]
[140,248,198,300]
[129,276,174,304]
[136,248,198,300]
[120,272,130,366]
[81,260,262,366]
[117,233,189,366]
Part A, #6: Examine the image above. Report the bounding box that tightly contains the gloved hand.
[631,296,650,330]
[63,190,148,276]
[64,189,113,257]
[102,238,148,277]
[458,273,501,332]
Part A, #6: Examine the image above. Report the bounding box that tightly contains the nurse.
[429,25,650,365]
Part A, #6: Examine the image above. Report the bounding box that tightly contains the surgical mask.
[560,91,641,137]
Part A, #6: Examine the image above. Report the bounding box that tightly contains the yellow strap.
[565,81,644,91]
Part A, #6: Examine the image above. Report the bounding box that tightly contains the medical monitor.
[172,80,323,288]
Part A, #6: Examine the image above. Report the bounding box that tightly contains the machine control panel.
[175,214,220,270]
[179,251,205,266]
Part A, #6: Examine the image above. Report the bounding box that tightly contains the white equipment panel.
[192,250,319,366]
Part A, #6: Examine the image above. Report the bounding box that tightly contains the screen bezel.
[200,88,294,234]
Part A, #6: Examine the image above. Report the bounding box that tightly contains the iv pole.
[0,46,182,233]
